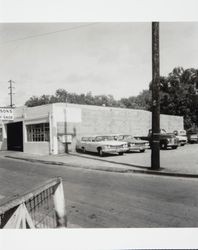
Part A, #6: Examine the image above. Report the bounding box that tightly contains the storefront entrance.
[7,121,23,151]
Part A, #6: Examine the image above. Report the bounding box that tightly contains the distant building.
[0,103,184,155]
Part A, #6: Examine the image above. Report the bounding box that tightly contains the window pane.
[26,123,49,142]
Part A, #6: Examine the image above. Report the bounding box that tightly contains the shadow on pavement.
[70,151,151,170]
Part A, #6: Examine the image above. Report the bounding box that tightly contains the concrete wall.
[53,103,184,152]
[0,139,7,150]
[24,142,50,155]
[0,122,7,150]
[60,103,184,137]
[161,114,184,132]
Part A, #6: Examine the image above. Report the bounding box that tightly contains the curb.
[4,155,198,179]
[4,155,131,173]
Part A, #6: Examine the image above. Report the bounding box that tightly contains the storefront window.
[0,128,2,141]
[26,123,49,142]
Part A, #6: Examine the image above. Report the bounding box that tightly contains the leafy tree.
[159,67,198,129]
[24,67,198,130]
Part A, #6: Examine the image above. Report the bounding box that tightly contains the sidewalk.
[1,149,198,178]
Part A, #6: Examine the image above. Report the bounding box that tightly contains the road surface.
[0,157,198,227]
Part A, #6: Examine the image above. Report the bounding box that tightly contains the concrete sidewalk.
[1,150,198,178]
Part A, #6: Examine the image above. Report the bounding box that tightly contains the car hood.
[121,139,147,144]
[176,135,187,139]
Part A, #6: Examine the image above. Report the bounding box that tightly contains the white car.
[116,135,148,152]
[173,130,188,146]
[76,135,128,156]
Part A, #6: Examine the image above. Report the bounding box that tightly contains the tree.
[24,67,198,130]
[159,67,198,129]
[25,95,51,107]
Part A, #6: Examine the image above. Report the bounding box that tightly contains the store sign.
[0,108,14,120]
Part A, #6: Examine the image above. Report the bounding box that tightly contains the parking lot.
[75,143,198,175]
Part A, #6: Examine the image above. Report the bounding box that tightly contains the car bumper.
[167,143,178,147]
[189,139,198,142]
[179,140,187,145]
[103,148,128,154]
[128,145,146,151]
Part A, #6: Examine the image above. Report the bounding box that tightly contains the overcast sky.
[0,22,198,107]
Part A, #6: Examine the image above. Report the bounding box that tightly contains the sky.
[0,22,198,107]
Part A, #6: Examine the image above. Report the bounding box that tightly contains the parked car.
[139,129,179,149]
[173,130,188,146]
[115,134,148,152]
[187,129,198,143]
[76,135,128,156]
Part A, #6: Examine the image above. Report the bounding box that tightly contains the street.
[0,156,198,227]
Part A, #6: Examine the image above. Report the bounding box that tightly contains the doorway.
[7,121,23,151]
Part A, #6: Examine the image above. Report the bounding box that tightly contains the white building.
[0,103,184,155]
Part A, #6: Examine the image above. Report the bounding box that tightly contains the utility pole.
[64,93,69,153]
[151,22,160,170]
[8,80,15,108]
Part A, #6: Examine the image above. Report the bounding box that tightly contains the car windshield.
[179,131,186,136]
[95,136,115,141]
[118,135,133,140]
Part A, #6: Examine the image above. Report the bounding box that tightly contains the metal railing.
[0,177,67,229]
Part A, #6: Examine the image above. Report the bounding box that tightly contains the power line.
[0,23,98,46]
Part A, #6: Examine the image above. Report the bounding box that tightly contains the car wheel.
[118,152,124,155]
[172,146,178,149]
[98,148,104,157]
[160,143,167,150]
[140,149,145,153]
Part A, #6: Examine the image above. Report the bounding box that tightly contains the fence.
[0,177,67,229]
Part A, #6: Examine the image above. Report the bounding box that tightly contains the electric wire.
[0,23,98,46]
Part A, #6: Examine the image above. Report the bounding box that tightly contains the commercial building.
[0,103,184,155]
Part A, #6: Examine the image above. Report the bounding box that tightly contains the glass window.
[26,123,49,142]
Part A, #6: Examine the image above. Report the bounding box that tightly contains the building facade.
[0,103,184,155]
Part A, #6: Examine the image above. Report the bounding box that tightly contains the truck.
[173,130,188,146]
[139,129,179,150]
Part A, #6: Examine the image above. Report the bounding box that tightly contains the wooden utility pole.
[151,22,160,170]
[8,80,15,108]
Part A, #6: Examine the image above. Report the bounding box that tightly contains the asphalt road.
[0,157,198,227]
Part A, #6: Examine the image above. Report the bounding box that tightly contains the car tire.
[140,149,145,153]
[160,143,167,150]
[172,146,178,149]
[118,152,124,155]
[82,147,86,153]
[98,148,104,157]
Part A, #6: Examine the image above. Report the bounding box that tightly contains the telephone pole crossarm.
[8,80,15,108]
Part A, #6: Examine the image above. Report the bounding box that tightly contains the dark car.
[139,129,179,150]
[187,129,198,143]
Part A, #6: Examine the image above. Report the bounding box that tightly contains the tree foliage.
[24,67,198,129]
[25,89,151,110]
[159,67,198,129]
